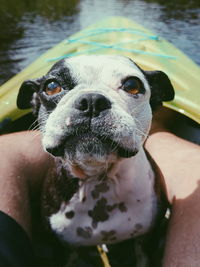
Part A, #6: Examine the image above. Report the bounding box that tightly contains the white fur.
[50,149,157,246]
[41,55,158,246]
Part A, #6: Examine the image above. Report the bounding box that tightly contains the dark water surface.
[0,0,199,85]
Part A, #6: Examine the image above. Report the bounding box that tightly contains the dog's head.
[17,55,174,176]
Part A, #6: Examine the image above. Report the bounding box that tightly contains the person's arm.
[145,131,200,267]
[0,131,50,237]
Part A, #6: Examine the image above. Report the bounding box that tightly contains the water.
[0,0,199,85]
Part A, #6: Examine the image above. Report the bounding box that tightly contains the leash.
[97,245,111,267]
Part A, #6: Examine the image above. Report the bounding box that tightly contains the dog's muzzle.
[45,93,138,160]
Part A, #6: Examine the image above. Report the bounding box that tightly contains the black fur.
[143,70,174,111]
[17,79,41,109]
[17,60,76,112]
[17,58,175,112]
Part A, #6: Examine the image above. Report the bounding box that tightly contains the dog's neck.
[62,147,154,183]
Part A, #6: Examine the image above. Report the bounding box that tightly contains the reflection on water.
[0,0,199,85]
[0,0,80,84]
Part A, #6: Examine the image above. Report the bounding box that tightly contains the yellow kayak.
[0,16,200,129]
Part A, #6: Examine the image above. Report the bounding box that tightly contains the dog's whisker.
[29,124,39,132]
[136,129,149,139]
[135,126,149,139]
[27,119,39,131]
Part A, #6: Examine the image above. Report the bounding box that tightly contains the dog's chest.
[49,173,158,246]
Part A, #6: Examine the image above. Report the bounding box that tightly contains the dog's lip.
[46,133,138,158]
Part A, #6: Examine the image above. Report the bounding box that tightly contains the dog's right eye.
[122,77,145,97]
[45,81,62,96]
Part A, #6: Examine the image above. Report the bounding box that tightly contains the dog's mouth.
[45,133,138,159]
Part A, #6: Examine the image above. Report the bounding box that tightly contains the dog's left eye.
[45,81,62,96]
[122,77,144,96]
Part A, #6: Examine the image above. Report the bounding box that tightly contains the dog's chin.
[45,134,138,162]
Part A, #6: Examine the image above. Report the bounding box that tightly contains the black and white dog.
[17,55,174,264]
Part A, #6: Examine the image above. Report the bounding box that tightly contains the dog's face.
[17,55,174,175]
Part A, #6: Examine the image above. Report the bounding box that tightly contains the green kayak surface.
[0,16,200,127]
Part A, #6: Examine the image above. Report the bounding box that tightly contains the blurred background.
[0,0,199,85]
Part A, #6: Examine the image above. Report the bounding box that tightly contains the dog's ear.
[17,77,43,109]
[144,70,175,111]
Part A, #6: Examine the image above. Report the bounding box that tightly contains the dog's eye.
[45,81,62,95]
[123,77,144,96]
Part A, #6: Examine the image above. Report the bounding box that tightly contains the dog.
[17,55,174,265]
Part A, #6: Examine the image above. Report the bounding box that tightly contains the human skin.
[145,107,200,267]
[0,111,200,265]
[0,131,51,238]
[145,132,200,267]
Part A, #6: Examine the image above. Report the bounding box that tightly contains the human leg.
[0,131,50,266]
[146,131,200,267]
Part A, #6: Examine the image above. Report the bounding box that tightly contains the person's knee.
[0,130,51,196]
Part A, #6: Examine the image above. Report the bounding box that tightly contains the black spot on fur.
[82,196,87,202]
[77,227,93,239]
[47,59,77,90]
[130,224,143,238]
[118,202,127,212]
[101,230,117,242]
[91,182,109,199]
[135,223,143,230]
[42,158,79,219]
[106,203,118,212]
[65,210,75,219]
[88,197,109,228]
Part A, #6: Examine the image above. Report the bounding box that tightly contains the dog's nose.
[74,93,111,117]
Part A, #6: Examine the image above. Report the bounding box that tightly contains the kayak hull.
[0,16,200,129]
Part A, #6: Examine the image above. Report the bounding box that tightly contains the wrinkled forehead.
[54,55,146,85]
